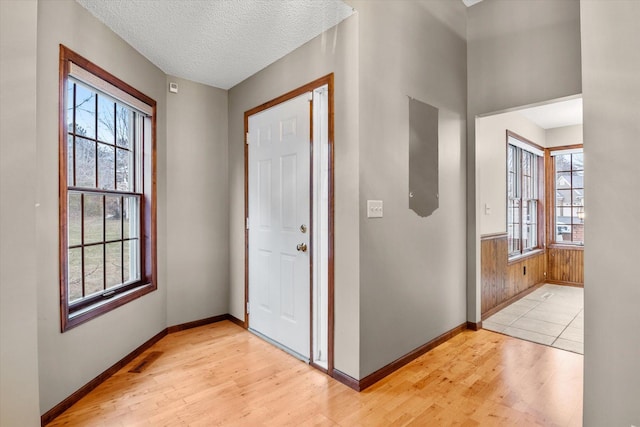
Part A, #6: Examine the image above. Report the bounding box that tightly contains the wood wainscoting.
[480,233,508,315]
[481,233,546,318]
[547,245,584,286]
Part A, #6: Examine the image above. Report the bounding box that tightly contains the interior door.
[248,91,311,359]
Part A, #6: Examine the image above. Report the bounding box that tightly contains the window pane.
[68,247,82,302]
[123,240,131,284]
[507,224,515,253]
[123,196,139,239]
[68,193,82,246]
[574,189,584,206]
[98,143,115,190]
[530,224,537,247]
[67,83,74,132]
[124,239,140,283]
[507,199,514,223]
[524,224,536,249]
[105,242,122,289]
[557,206,571,222]
[105,196,122,240]
[123,199,131,239]
[97,95,115,144]
[557,224,572,242]
[572,153,584,170]
[507,142,543,256]
[67,135,74,186]
[508,171,515,197]
[556,172,571,189]
[116,148,132,191]
[572,171,584,189]
[74,84,96,139]
[555,154,572,172]
[573,223,584,243]
[507,145,515,172]
[525,200,537,225]
[510,224,520,253]
[556,189,572,206]
[84,244,104,296]
[76,137,96,188]
[116,105,132,148]
[84,194,103,244]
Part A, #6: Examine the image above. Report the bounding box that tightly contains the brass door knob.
[296,243,307,252]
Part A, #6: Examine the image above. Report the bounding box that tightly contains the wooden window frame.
[506,131,545,260]
[545,144,584,248]
[59,45,157,331]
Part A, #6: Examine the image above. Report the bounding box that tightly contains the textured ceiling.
[519,98,583,129]
[76,0,354,90]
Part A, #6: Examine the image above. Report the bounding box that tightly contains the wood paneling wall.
[481,234,508,314]
[481,234,546,317]
[547,246,584,286]
[506,251,546,296]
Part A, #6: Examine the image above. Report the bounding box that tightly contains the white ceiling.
[518,98,583,129]
[76,0,354,90]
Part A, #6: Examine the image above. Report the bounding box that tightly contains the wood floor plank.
[46,321,582,426]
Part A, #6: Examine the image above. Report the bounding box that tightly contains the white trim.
[312,85,329,370]
[69,62,153,116]
[550,147,583,156]
[507,135,544,157]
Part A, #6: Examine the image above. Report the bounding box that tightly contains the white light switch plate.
[367,200,383,218]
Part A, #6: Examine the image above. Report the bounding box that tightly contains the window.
[507,132,544,258]
[552,148,584,244]
[59,45,156,331]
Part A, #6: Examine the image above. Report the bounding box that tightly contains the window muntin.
[507,134,543,258]
[60,45,156,331]
[67,80,143,305]
[553,150,584,244]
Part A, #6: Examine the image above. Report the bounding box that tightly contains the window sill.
[549,243,584,250]
[508,248,545,265]
[63,282,155,331]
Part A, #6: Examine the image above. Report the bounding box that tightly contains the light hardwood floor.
[47,321,583,426]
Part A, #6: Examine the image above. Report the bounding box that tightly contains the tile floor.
[483,284,584,354]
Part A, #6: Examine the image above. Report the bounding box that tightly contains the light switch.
[367,200,383,218]
[485,203,491,215]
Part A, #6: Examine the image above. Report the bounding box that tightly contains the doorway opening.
[244,75,334,373]
[477,95,584,354]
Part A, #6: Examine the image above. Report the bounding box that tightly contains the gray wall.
[227,15,361,378]
[581,1,640,424]
[36,0,168,413]
[466,0,582,322]
[166,76,229,326]
[352,0,468,378]
[0,1,41,425]
[467,0,582,116]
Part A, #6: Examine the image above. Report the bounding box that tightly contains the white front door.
[248,92,311,359]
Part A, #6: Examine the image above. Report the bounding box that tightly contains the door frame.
[244,74,335,374]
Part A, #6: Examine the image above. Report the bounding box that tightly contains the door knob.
[296,243,307,252]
